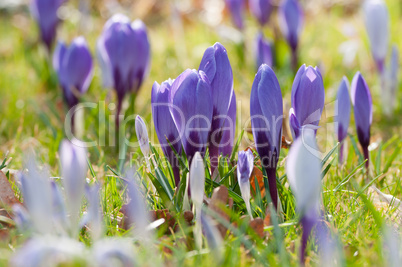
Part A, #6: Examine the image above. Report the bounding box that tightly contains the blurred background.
[0,0,400,175]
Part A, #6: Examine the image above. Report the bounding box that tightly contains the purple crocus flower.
[53,37,93,109]
[169,69,213,164]
[335,77,351,163]
[249,0,273,26]
[97,14,150,124]
[255,32,273,69]
[225,0,245,29]
[289,65,325,139]
[363,0,389,73]
[237,150,254,218]
[30,0,64,50]
[351,72,372,168]
[250,64,283,210]
[286,128,321,264]
[59,139,87,236]
[278,0,303,70]
[199,42,234,173]
[152,79,182,185]
[219,92,236,158]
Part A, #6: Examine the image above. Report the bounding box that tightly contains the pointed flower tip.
[237,150,254,184]
[135,116,150,157]
[190,152,205,205]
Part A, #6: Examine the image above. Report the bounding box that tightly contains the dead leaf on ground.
[0,170,21,224]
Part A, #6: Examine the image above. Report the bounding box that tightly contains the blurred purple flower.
[286,128,321,263]
[30,0,64,50]
[199,42,234,172]
[249,0,273,26]
[278,0,303,52]
[237,150,254,218]
[250,64,283,210]
[201,212,223,261]
[97,14,150,119]
[169,69,213,164]
[59,139,88,236]
[335,77,351,163]
[53,37,93,109]
[351,72,372,168]
[255,32,273,69]
[290,65,325,139]
[152,79,182,185]
[363,0,389,73]
[225,0,245,29]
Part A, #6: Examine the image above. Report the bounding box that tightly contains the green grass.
[0,0,402,266]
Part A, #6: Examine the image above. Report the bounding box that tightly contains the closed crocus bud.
[225,0,245,29]
[152,79,182,185]
[290,65,325,138]
[278,0,303,70]
[286,128,321,263]
[97,14,150,117]
[249,0,273,26]
[335,77,351,163]
[30,0,63,50]
[219,92,237,158]
[199,43,234,168]
[53,37,93,109]
[59,139,87,236]
[169,69,213,164]
[255,32,273,69]
[351,72,372,168]
[250,64,283,210]
[237,150,254,218]
[135,115,151,167]
[190,152,206,249]
[363,0,389,73]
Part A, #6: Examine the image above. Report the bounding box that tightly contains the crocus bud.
[278,0,303,52]
[30,0,63,50]
[255,32,273,69]
[237,150,254,218]
[290,65,325,138]
[135,115,151,163]
[59,139,87,235]
[225,0,245,29]
[286,128,321,263]
[335,77,351,163]
[199,42,234,169]
[97,14,150,114]
[219,92,236,158]
[169,69,213,164]
[190,152,206,249]
[249,0,273,26]
[351,72,372,168]
[53,37,93,109]
[363,0,389,73]
[152,79,182,185]
[250,64,283,210]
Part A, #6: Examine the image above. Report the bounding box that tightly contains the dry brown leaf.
[0,170,20,222]
[209,185,230,237]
